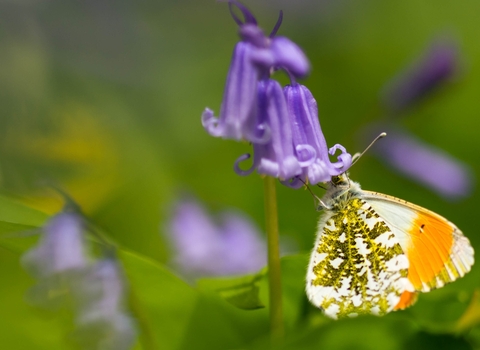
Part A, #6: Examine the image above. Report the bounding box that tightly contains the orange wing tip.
[394,291,418,310]
[406,213,475,291]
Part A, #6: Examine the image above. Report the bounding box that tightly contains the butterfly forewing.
[306,197,411,319]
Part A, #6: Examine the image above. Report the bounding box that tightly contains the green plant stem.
[263,176,284,342]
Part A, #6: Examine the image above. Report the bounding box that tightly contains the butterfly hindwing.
[306,197,410,319]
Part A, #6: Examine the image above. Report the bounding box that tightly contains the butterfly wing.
[363,191,474,296]
[306,197,411,319]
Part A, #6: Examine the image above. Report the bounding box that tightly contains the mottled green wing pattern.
[306,198,410,319]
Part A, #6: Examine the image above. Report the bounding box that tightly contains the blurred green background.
[1,0,480,349]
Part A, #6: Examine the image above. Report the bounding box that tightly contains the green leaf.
[454,289,480,334]
[119,250,270,350]
[0,250,68,350]
[254,253,310,331]
[250,313,419,350]
[405,285,473,333]
[197,272,266,310]
[0,195,48,227]
[0,195,49,253]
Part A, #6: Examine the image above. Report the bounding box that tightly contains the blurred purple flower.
[202,1,310,142]
[21,212,88,308]
[381,41,458,111]
[72,259,136,350]
[234,79,302,180]
[21,210,137,348]
[368,125,473,199]
[283,83,352,187]
[167,197,267,278]
[22,212,88,279]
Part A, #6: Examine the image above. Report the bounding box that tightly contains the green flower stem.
[263,176,284,342]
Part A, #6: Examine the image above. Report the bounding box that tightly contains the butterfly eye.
[331,176,341,186]
[331,174,349,188]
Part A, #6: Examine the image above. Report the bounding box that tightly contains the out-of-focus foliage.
[1,0,480,349]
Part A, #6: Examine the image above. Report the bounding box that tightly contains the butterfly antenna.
[299,178,329,210]
[352,132,387,166]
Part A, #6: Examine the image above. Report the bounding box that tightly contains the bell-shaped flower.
[166,196,267,279]
[72,259,137,350]
[22,212,88,278]
[21,211,89,308]
[283,83,352,187]
[202,1,310,141]
[21,208,138,348]
[234,79,302,180]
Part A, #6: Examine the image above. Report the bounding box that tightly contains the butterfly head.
[330,174,350,189]
[314,173,356,211]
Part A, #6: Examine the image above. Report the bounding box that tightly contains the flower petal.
[253,79,302,180]
[22,212,87,279]
[271,36,310,78]
[202,41,260,140]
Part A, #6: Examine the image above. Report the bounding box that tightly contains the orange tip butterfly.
[306,168,474,320]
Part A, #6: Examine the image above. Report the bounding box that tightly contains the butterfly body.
[306,174,474,319]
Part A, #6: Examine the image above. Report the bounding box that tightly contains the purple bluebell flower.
[283,83,352,187]
[202,1,310,141]
[72,259,137,350]
[21,209,137,348]
[368,125,473,199]
[21,212,88,308]
[167,197,267,279]
[234,79,302,180]
[202,1,352,184]
[381,41,458,111]
[22,212,87,279]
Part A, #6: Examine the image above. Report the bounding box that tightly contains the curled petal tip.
[329,144,348,156]
[201,108,222,137]
[335,152,353,171]
[295,144,317,167]
[228,1,257,26]
[245,123,271,144]
[329,144,352,171]
[269,10,284,38]
[234,153,256,176]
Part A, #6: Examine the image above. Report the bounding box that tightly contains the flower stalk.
[263,176,284,341]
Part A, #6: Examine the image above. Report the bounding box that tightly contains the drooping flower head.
[72,258,137,350]
[21,208,137,348]
[202,1,352,184]
[283,83,352,187]
[22,211,88,280]
[234,79,302,180]
[202,1,310,142]
[166,196,267,279]
[21,211,88,309]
